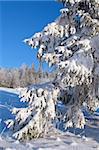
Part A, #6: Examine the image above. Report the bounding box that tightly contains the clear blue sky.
[0,0,62,71]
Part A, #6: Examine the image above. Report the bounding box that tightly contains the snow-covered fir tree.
[6,0,99,141]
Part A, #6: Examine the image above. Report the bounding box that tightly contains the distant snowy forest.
[0,64,55,88]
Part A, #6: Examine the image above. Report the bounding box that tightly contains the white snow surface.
[0,87,99,150]
[0,129,99,150]
[0,87,20,95]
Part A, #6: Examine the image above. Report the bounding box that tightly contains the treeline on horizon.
[0,63,55,88]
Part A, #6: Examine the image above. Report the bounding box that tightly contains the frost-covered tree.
[6,0,99,141]
[0,68,7,87]
[10,69,20,88]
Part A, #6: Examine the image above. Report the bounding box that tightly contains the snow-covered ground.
[0,87,20,95]
[0,87,99,150]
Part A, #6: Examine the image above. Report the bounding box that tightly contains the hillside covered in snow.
[0,88,99,150]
